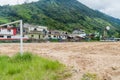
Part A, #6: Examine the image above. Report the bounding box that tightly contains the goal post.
[20,20,23,55]
[0,20,23,55]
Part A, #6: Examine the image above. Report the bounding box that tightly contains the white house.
[47,30,68,40]
[24,23,48,32]
[0,27,28,40]
[72,29,86,38]
[24,23,48,40]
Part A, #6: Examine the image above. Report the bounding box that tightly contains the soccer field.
[0,42,120,80]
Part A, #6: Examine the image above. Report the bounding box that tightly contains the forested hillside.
[0,0,120,36]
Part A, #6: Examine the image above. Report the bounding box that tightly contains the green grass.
[81,73,98,80]
[0,52,70,80]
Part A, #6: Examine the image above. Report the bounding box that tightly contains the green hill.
[0,0,120,36]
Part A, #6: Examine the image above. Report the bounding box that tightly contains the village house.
[24,23,48,40]
[47,30,68,40]
[0,26,28,40]
[68,29,86,41]
[72,29,86,38]
[24,23,69,41]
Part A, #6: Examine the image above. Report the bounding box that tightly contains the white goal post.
[0,20,23,55]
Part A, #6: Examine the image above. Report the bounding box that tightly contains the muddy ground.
[0,42,120,80]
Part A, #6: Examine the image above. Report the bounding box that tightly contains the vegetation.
[0,0,120,37]
[81,73,98,80]
[0,52,70,80]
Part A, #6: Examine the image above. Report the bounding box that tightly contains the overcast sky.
[0,0,38,5]
[78,0,120,19]
[0,0,120,19]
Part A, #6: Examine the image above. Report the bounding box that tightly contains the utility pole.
[103,26,110,40]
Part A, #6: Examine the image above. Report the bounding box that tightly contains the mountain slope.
[0,0,120,36]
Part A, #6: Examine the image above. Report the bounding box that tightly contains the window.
[34,28,37,31]
[54,35,56,38]
[39,35,41,39]
[0,36,4,37]
[7,29,11,32]
[31,35,34,38]
[48,35,51,38]
[7,36,11,38]
[48,32,51,34]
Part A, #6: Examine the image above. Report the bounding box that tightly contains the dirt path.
[0,42,120,80]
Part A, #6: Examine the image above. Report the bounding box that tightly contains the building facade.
[47,30,68,40]
[25,24,48,40]
[0,27,28,40]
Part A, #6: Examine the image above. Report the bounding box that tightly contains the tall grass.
[0,52,70,80]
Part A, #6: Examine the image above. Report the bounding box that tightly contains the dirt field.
[0,42,120,80]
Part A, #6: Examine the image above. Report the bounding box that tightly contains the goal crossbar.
[0,20,21,27]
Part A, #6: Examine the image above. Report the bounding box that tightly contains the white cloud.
[0,0,38,5]
[78,0,120,19]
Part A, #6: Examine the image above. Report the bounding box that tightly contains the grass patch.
[0,52,70,80]
[81,73,98,80]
